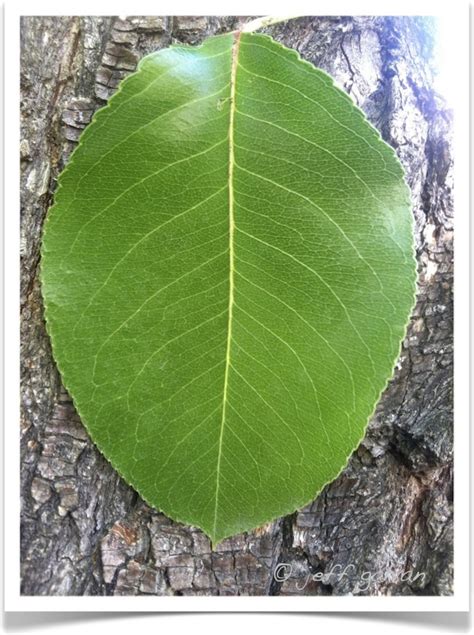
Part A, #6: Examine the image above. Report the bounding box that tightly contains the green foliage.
[41,32,416,544]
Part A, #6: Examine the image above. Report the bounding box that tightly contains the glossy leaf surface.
[41,32,416,543]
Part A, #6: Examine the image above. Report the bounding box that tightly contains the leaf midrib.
[212,31,241,537]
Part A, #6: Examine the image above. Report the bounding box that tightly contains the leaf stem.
[239,15,306,33]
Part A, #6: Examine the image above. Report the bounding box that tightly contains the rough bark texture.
[20,15,453,596]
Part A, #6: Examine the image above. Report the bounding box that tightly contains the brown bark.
[20,15,453,596]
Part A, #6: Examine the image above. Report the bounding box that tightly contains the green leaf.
[41,32,416,544]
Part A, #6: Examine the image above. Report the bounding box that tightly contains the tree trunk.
[20,15,453,596]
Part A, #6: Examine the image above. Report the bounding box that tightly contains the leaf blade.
[41,32,416,543]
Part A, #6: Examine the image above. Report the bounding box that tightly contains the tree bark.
[20,15,453,596]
